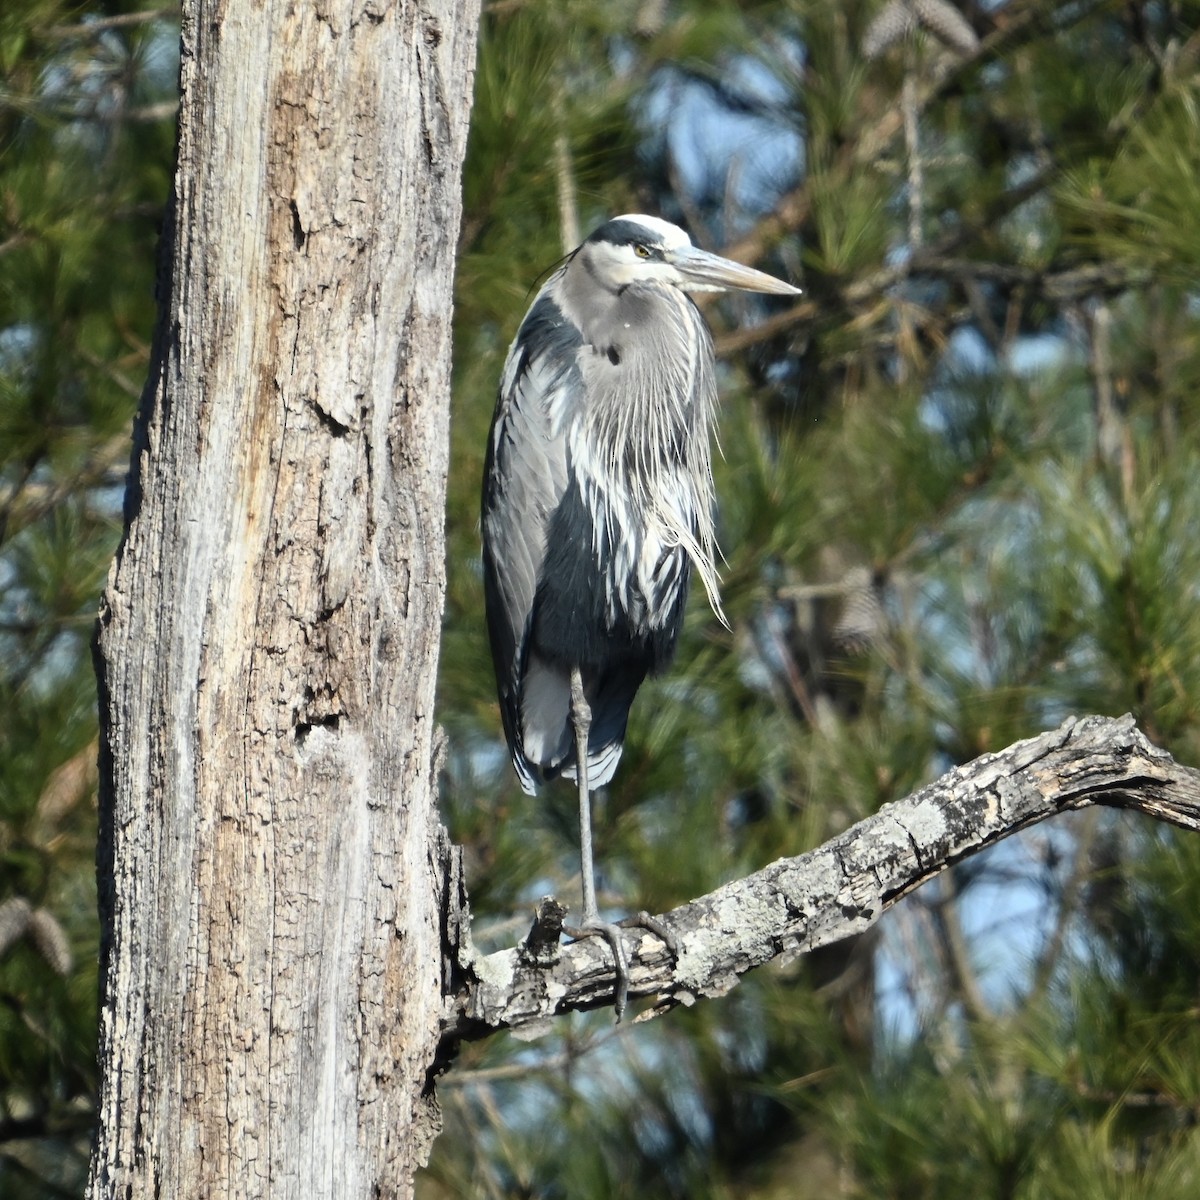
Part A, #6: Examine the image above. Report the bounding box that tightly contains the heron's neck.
[560,278,724,619]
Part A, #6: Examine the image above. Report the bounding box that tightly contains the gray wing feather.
[482,289,579,791]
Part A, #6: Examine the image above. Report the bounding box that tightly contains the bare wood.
[445,714,1200,1037]
[88,2,480,1197]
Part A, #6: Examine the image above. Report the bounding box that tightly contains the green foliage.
[1060,85,1200,280]
[0,2,176,1193]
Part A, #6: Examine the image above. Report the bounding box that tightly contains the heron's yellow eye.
[634,244,651,259]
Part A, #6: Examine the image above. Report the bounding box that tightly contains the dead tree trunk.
[88,2,480,1196]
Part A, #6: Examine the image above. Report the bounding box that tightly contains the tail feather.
[513,654,648,790]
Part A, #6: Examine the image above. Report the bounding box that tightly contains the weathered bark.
[88,2,479,1197]
[447,714,1200,1037]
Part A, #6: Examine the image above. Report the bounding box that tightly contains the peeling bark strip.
[89,3,480,1198]
[447,715,1200,1036]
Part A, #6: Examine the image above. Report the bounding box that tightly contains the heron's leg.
[567,665,631,1018]
[622,910,680,956]
[570,666,599,922]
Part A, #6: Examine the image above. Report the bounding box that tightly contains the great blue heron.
[482,214,800,1013]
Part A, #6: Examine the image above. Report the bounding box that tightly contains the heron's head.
[577,214,801,297]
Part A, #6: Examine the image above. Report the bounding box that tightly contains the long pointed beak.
[667,246,801,296]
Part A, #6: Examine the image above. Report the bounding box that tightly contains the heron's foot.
[620,910,680,957]
[565,916,632,1021]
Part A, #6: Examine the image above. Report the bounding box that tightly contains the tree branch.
[442,714,1200,1042]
